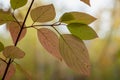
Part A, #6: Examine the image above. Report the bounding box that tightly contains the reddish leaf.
[3,46,25,59]
[7,22,27,44]
[37,28,62,60]
[0,60,16,80]
[59,34,90,76]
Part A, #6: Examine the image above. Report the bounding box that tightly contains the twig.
[2,0,35,80]
[24,22,66,28]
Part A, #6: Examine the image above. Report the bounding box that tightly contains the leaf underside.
[37,28,62,60]
[3,46,25,59]
[7,22,27,44]
[0,60,16,80]
[15,63,32,80]
[59,34,90,76]
[30,4,56,23]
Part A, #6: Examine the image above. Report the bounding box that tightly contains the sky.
[40,0,114,38]
[0,0,114,38]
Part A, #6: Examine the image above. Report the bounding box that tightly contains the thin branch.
[24,22,66,28]
[12,12,21,26]
[0,58,7,64]
[2,0,35,80]
[52,26,65,40]
[15,0,34,46]
[25,24,54,28]
[2,58,12,80]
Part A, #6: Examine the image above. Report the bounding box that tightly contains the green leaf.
[59,12,96,24]
[80,0,90,6]
[0,9,15,25]
[3,46,25,59]
[7,22,27,44]
[10,0,28,10]
[37,28,62,60]
[0,42,4,52]
[15,63,32,80]
[67,23,98,40]
[30,4,56,23]
[0,60,16,80]
[59,34,90,76]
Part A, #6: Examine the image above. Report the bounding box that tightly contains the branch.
[14,0,34,46]
[24,22,66,28]
[2,0,35,80]
[12,12,21,26]
[0,58,7,64]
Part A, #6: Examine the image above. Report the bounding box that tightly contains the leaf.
[10,0,28,10]
[15,63,32,80]
[0,60,16,80]
[67,23,98,40]
[37,28,62,60]
[7,22,27,44]
[80,0,90,6]
[59,12,96,24]
[0,42,4,52]
[59,34,90,76]
[30,4,56,23]
[3,46,25,59]
[0,9,15,25]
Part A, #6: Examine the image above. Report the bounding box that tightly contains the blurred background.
[0,0,120,80]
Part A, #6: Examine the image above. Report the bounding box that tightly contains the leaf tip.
[80,0,91,6]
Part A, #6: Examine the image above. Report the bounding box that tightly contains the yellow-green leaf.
[0,9,14,25]
[37,28,62,60]
[15,63,32,80]
[0,42,4,52]
[7,22,27,44]
[3,46,25,59]
[59,12,96,24]
[30,4,56,23]
[80,0,90,6]
[10,0,28,10]
[59,34,90,76]
[0,60,16,80]
[67,23,98,40]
